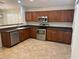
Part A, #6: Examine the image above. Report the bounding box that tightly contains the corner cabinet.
[1,28,30,48]
[19,28,30,42]
[47,28,72,44]
[30,27,37,39]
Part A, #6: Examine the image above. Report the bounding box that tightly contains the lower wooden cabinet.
[1,30,20,48]
[63,30,72,44]
[47,28,72,44]
[1,27,72,48]
[19,27,37,41]
[19,28,30,42]
[1,32,12,48]
[1,28,30,48]
[30,27,37,39]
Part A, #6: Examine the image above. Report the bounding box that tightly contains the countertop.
[0,22,73,31]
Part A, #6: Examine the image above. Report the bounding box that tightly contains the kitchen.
[0,0,78,59]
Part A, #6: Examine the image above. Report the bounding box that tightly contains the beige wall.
[71,0,79,59]
[0,7,26,25]
[6,8,26,24]
[19,5,26,24]
[26,6,74,11]
[0,9,20,25]
[5,9,20,24]
[3,9,20,25]
[0,9,4,25]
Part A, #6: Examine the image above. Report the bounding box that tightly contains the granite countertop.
[0,22,72,31]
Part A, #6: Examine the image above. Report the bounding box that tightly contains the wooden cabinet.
[30,27,37,39]
[1,28,30,48]
[19,28,30,42]
[47,28,72,44]
[48,11,60,22]
[32,12,39,21]
[25,12,32,21]
[19,27,37,39]
[63,30,72,44]
[60,10,74,22]
[48,10,74,22]
[47,29,57,41]
[1,32,11,48]
[1,30,20,48]
[25,10,74,22]
[1,27,72,48]
[25,12,39,22]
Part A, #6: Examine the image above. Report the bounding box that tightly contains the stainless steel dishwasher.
[6,30,20,46]
[10,31,19,46]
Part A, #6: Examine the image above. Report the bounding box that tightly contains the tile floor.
[0,39,71,59]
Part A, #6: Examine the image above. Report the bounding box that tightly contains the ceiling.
[24,0,75,9]
[0,0,18,9]
[0,0,75,10]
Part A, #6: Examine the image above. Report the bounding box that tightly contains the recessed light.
[30,0,34,2]
[18,0,21,3]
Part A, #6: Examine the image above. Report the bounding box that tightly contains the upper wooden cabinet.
[48,10,74,22]
[25,12,32,21]
[25,10,74,22]
[25,12,39,21]
[60,10,74,22]
[32,12,39,21]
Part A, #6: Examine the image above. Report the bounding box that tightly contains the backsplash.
[27,22,72,28]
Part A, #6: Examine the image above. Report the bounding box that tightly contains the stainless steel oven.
[37,28,46,41]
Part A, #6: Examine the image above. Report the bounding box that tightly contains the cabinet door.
[47,29,52,41]
[32,12,39,21]
[25,12,32,21]
[63,30,72,44]
[1,32,11,47]
[30,27,37,39]
[60,10,74,22]
[48,11,61,22]
[19,28,30,42]
[47,28,58,41]
[47,28,72,44]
